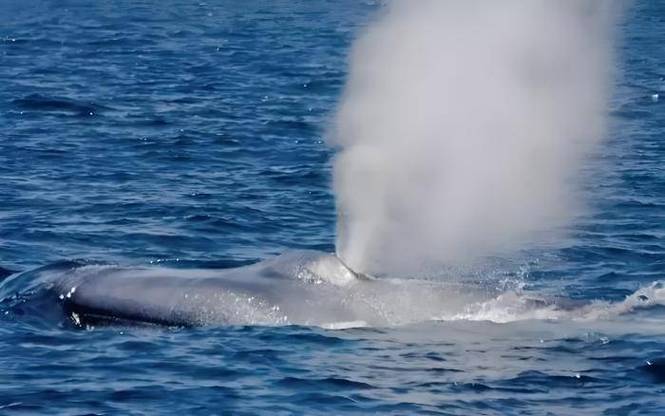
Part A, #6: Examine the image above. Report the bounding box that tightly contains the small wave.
[12,94,111,117]
[640,359,665,383]
[0,267,16,280]
[277,376,375,390]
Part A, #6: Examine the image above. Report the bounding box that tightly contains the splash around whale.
[1,250,664,329]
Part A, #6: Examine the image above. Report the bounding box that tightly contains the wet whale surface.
[0,251,474,328]
[3,250,664,331]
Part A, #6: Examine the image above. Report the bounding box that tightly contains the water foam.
[444,282,665,324]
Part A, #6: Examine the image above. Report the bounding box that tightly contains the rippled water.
[2,1,665,414]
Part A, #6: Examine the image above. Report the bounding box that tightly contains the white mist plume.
[331,0,617,275]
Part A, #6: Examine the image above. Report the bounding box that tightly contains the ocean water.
[1,1,665,415]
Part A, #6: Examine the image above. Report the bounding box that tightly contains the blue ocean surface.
[1,1,665,415]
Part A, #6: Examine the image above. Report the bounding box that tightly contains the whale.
[2,249,637,329]
[0,250,478,328]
